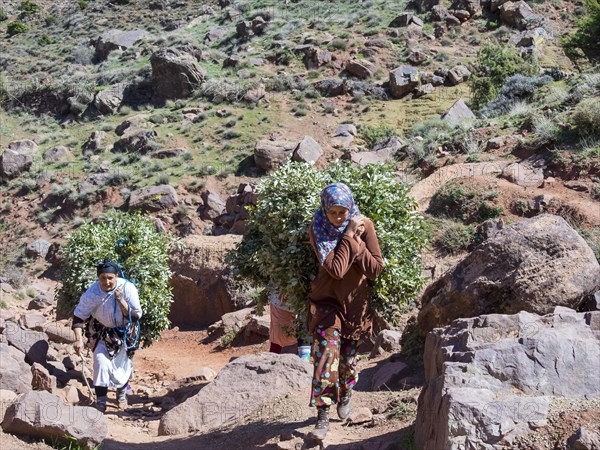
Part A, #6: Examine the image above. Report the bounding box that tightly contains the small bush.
[470,44,537,111]
[78,0,89,9]
[20,0,41,17]
[429,181,503,224]
[533,116,561,143]
[480,74,553,117]
[7,20,28,36]
[0,8,8,21]
[328,39,347,51]
[572,97,600,136]
[434,220,476,255]
[562,0,600,58]
[361,125,398,148]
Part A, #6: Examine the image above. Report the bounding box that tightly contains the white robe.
[74,278,142,388]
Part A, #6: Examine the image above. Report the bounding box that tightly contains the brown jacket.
[307,218,384,340]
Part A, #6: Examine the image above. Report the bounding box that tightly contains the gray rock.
[349,148,394,166]
[1,142,35,179]
[413,82,434,97]
[389,66,420,98]
[452,0,482,16]
[129,185,179,212]
[499,0,534,30]
[345,59,377,79]
[372,136,407,152]
[587,291,600,311]
[151,48,206,100]
[567,427,600,450]
[447,65,472,86]
[0,390,17,421]
[450,9,471,21]
[1,390,107,449]
[94,83,127,115]
[199,190,226,220]
[334,124,358,137]
[223,54,241,68]
[415,308,600,449]
[389,12,414,27]
[304,47,332,70]
[21,313,46,331]
[244,314,270,338]
[82,131,107,154]
[442,98,476,121]
[412,16,425,26]
[292,136,323,164]
[204,27,227,45]
[158,353,311,435]
[43,146,71,162]
[418,215,600,334]
[313,78,349,97]
[149,148,189,159]
[31,363,56,392]
[502,162,544,187]
[0,343,32,393]
[431,4,450,20]
[486,136,505,150]
[348,407,373,424]
[254,139,297,171]
[93,28,150,61]
[413,0,442,12]
[221,307,253,334]
[445,14,462,26]
[370,329,403,357]
[408,51,428,66]
[112,128,158,154]
[371,361,409,390]
[44,322,77,344]
[4,322,49,365]
[25,239,51,259]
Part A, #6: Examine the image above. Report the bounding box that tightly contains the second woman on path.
[306,182,384,440]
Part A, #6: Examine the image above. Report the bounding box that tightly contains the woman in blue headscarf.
[306,182,384,440]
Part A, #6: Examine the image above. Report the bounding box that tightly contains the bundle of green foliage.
[360,125,398,148]
[229,161,429,324]
[56,211,174,347]
[470,44,537,111]
[7,20,28,36]
[562,0,600,58]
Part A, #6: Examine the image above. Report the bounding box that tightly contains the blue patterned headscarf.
[312,182,361,264]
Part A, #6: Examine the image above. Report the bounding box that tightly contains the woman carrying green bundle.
[307,182,383,440]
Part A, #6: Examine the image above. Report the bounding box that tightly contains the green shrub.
[0,8,8,21]
[562,0,600,58]
[429,181,503,224]
[78,0,89,9]
[19,0,41,17]
[572,97,600,136]
[328,39,347,51]
[55,211,175,347]
[7,20,28,36]
[361,125,398,148]
[229,161,429,324]
[434,221,477,254]
[470,44,537,111]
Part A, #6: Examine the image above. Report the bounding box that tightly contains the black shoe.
[95,395,107,413]
[308,405,330,441]
[337,390,352,420]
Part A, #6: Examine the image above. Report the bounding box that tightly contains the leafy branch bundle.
[229,161,429,325]
[56,211,174,346]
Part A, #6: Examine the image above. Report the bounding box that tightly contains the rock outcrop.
[419,214,600,334]
[415,308,600,449]
[158,353,311,435]
[151,48,206,100]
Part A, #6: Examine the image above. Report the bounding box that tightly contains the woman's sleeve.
[310,226,365,280]
[355,220,384,280]
[72,285,96,329]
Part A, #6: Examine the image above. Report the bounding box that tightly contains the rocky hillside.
[0,0,599,448]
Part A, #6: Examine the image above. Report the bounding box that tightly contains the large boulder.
[151,48,206,100]
[158,353,311,435]
[1,390,107,449]
[112,127,158,154]
[94,83,128,115]
[0,343,32,394]
[413,0,442,12]
[441,98,476,121]
[389,66,420,98]
[129,185,179,212]
[415,308,600,449]
[499,0,534,30]
[292,136,323,164]
[4,321,49,365]
[304,47,332,70]
[1,140,38,180]
[418,214,600,334]
[501,162,544,187]
[168,235,244,326]
[345,59,377,79]
[446,65,472,86]
[199,189,226,220]
[43,146,72,162]
[25,239,51,259]
[82,131,108,154]
[93,28,150,61]
[254,139,297,171]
